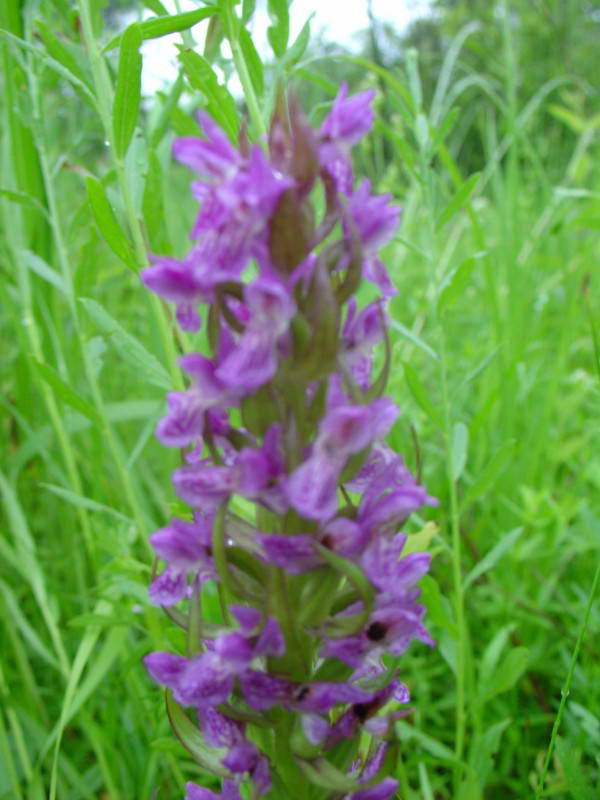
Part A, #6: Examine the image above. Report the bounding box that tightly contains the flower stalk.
[142,85,437,800]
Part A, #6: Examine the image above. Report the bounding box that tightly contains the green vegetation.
[1,0,599,797]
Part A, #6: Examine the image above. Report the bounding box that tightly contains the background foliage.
[1,0,599,798]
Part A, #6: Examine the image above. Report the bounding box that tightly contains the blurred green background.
[1,0,599,797]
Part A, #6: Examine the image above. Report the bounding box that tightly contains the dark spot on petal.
[353,702,370,721]
[321,535,333,549]
[295,686,310,702]
[366,621,387,641]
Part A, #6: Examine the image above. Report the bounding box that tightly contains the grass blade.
[80,297,171,390]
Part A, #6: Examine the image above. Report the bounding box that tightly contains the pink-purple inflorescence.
[142,85,437,800]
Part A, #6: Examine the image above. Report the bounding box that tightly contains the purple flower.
[238,670,292,711]
[145,615,287,709]
[191,146,292,247]
[346,180,400,252]
[343,300,387,360]
[156,391,204,448]
[317,398,399,458]
[363,256,398,298]
[302,713,330,745]
[345,778,400,800]
[199,706,243,749]
[320,84,375,151]
[322,518,368,558]
[254,617,286,658]
[245,275,296,338]
[141,255,205,332]
[175,651,237,706]
[291,681,373,713]
[361,533,431,597]
[257,533,320,574]
[144,651,187,687]
[148,567,188,606]
[174,112,241,181]
[196,708,272,796]
[285,450,340,522]
[215,331,277,395]
[185,781,241,800]
[179,354,230,407]
[173,464,235,511]
[229,605,261,634]
[318,84,375,194]
[321,595,434,667]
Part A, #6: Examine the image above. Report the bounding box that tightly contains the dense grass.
[1,1,599,798]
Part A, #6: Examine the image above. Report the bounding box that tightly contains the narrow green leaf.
[451,421,469,481]
[478,624,514,685]
[429,106,459,155]
[35,21,91,89]
[585,289,600,379]
[420,575,458,638]
[142,149,169,252]
[168,105,202,138]
[68,627,130,720]
[437,172,480,229]
[238,26,264,97]
[41,600,113,776]
[0,580,60,671]
[113,23,142,159]
[390,319,439,360]
[0,187,48,217]
[314,544,374,636]
[20,249,65,294]
[142,0,168,15]
[0,707,23,800]
[547,104,587,134]
[460,439,516,510]
[40,484,131,522]
[0,29,96,105]
[177,48,238,141]
[296,757,358,792]
[0,472,69,676]
[80,297,171,390]
[464,527,524,591]
[166,692,232,777]
[282,14,312,68]
[471,718,512,784]
[403,362,443,427]
[267,0,290,57]
[203,14,224,63]
[438,255,479,313]
[104,8,216,51]
[483,647,529,700]
[31,360,102,426]
[396,720,462,764]
[85,176,137,268]
[241,0,256,23]
[403,522,438,556]
[405,48,422,111]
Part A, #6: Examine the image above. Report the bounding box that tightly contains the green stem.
[439,333,467,788]
[76,0,184,392]
[222,0,267,141]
